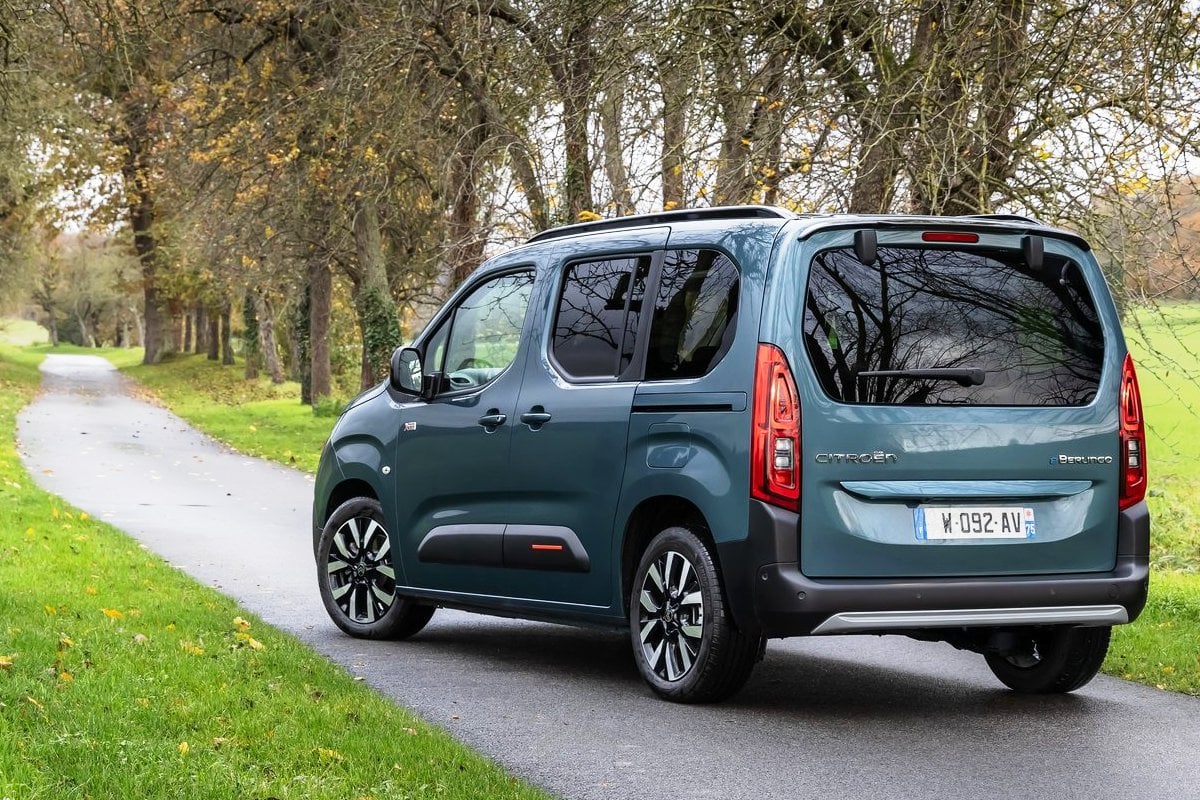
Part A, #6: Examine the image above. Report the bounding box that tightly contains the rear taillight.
[752,344,800,511]
[1119,353,1147,510]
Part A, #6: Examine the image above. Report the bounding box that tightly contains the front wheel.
[984,625,1111,693]
[630,527,761,703]
[317,497,435,639]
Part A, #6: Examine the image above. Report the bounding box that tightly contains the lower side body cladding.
[724,500,1150,638]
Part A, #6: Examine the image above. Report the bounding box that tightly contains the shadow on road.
[324,612,1118,722]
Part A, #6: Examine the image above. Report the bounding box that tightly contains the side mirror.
[389,347,424,395]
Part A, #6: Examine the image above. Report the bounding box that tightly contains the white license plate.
[914,506,1035,540]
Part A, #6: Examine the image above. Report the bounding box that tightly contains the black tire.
[984,625,1111,693]
[317,497,434,640]
[629,527,761,703]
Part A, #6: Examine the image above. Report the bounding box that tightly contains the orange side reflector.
[530,543,564,552]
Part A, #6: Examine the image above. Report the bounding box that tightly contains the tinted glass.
[645,250,740,380]
[440,271,534,391]
[553,257,648,379]
[802,247,1104,405]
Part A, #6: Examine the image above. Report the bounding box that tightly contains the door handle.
[520,408,552,428]
[477,412,507,430]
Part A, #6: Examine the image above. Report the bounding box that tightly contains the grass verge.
[1107,572,1200,695]
[1127,303,1200,572]
[0,346,547,799]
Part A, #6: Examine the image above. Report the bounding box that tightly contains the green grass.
[1105,302,1200,694]
[1107,572,1200,695]
[0,346,547,800]
[0,318,50,347]
[1126,303,1200,572]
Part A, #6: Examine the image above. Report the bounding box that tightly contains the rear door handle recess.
[520,408,552,428]
[477,411,507,430]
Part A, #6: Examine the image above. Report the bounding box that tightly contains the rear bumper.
[727,500,1150,639]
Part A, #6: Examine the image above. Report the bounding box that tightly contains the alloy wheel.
[636,550,705,682]
[325,516,396,624]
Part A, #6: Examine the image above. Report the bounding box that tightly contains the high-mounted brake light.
[751,344,801,511]
[1119,354,1147,510]
[921,232,979,243]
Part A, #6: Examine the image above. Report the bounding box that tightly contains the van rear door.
[790,228,1122,579]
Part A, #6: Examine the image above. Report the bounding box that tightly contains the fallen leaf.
[317,747,344,763]
[132,634,148,645]
[58,635,73,649]
[0,654,14,669]
[59,671,73,683]
[180,641,205,656]
[178,741,189,755]
[101,608,124,620]
[85,587,97,596]
[232,616,251,631]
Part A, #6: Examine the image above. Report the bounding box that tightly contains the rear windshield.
[802,246,1104,406]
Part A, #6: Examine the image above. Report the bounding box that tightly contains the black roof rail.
[526,205,796,244]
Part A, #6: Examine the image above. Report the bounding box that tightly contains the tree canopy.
[2,0,1198,398]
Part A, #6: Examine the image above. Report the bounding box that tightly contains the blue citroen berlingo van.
[313,206,1149,702]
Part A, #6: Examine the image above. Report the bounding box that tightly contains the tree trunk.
[714,88,755,205]
[121,119,163,365]
[243,295,260,379]
[130,305,143,347]
[195,302,208,354]
[848,120,901,214]
[352,195,401,390]
[295,281,312,404]
[75,309,95,347]
[599,87,634,215]
[255,292,285,384]
[220,302,234,365]
[446,106,489,289]
[657,55,688,210]
[309,259,333,403]
[168,300,183,353]
[183,311,192,353]
[207,310,219,361]
[559,79,593,220]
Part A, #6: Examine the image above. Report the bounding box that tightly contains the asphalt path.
[16,354,1200,800]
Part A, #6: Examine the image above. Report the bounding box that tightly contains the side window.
[645,250,740,380]
[552,256,650,380]
[436,270,534,393]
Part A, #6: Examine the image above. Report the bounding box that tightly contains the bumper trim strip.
[810,604,1129,634]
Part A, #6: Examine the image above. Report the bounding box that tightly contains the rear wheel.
[984,625,1111,693]
[630,527,760,703]
[317,497,434,639]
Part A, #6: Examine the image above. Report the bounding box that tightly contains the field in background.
[0,318,49,347]
[1127,303,1200,571]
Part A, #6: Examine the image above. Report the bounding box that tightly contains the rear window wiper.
[856,368,985,387]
